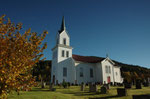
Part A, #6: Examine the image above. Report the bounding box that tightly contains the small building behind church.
[51,17,123,84]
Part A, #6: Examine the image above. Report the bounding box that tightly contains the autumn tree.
[122,71,132,83]
[131,72,139,85]
[0,15,48,98]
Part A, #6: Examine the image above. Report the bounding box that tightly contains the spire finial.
[59,16,66,33]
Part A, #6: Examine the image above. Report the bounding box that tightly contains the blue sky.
[1,0,150,68]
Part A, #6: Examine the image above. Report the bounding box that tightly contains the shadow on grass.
[58,88,124,98]
[66,92,96,96]
[89,95,123,99]
[30,87,50,92]
[60,91,110,96]
[75,92,103,96]
[29,87,123,99]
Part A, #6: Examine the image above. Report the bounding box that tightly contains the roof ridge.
[72,54,105,63]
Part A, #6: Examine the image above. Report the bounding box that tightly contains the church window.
[62,50,65,57]
[66,51,69,57]
[63,67,67,77]
[105,66,108,73]
[63,38,66,45]
[106,66,111,74]
[80,67,83,77]
[109,66,111,73]
[90,68,93,78]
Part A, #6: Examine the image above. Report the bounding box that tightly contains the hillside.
[89,56,150,76]
[113,60,150,75]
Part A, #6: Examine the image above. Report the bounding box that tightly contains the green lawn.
[8,85,150,99]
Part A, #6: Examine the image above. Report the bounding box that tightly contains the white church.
[51,17,123,84]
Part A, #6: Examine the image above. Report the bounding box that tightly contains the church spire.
[59,16,66,33]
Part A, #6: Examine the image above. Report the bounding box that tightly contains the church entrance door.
[107,76,111,83]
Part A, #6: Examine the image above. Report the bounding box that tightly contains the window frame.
[105,65,111,74]
[63,67,67,77]
[90,68,93,78]
[80,67,84,77]
[66,51,69,57]
[105,66,108,73]
[62,50,65,57]
[63,38,66,45]
[109,66,111,74]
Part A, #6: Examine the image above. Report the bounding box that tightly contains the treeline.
[32,60,51,87]
[113,60,150,83]
[33,59,150,84]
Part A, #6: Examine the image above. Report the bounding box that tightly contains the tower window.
[63,67,67,77]
[90,68,93,78]
[62,50,65,57]
[63,38,66,45]
[66,51,69,57]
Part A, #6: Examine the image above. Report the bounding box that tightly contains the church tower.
[51,17,73,84]
[52,16,73,62]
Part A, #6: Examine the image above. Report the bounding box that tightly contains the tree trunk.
[41,77,45,88]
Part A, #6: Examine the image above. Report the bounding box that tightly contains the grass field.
[8,85,150,99]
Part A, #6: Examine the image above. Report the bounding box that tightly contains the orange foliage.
[0,15,47,98]
[122,71,132,83]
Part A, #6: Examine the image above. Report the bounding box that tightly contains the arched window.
[66,51,69,57]
[80,67,83,77]
[109,66,111,73]
[90,68,93,78]
[63,67,67,77]
[62,50,65,57]
[63,38,66,45]
[105,66,111,74]
[105,66,108,73]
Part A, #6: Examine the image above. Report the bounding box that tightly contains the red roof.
[72,54,105,63]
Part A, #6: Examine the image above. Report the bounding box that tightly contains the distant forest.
[113,60,150,83]
[33,59,150,83]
